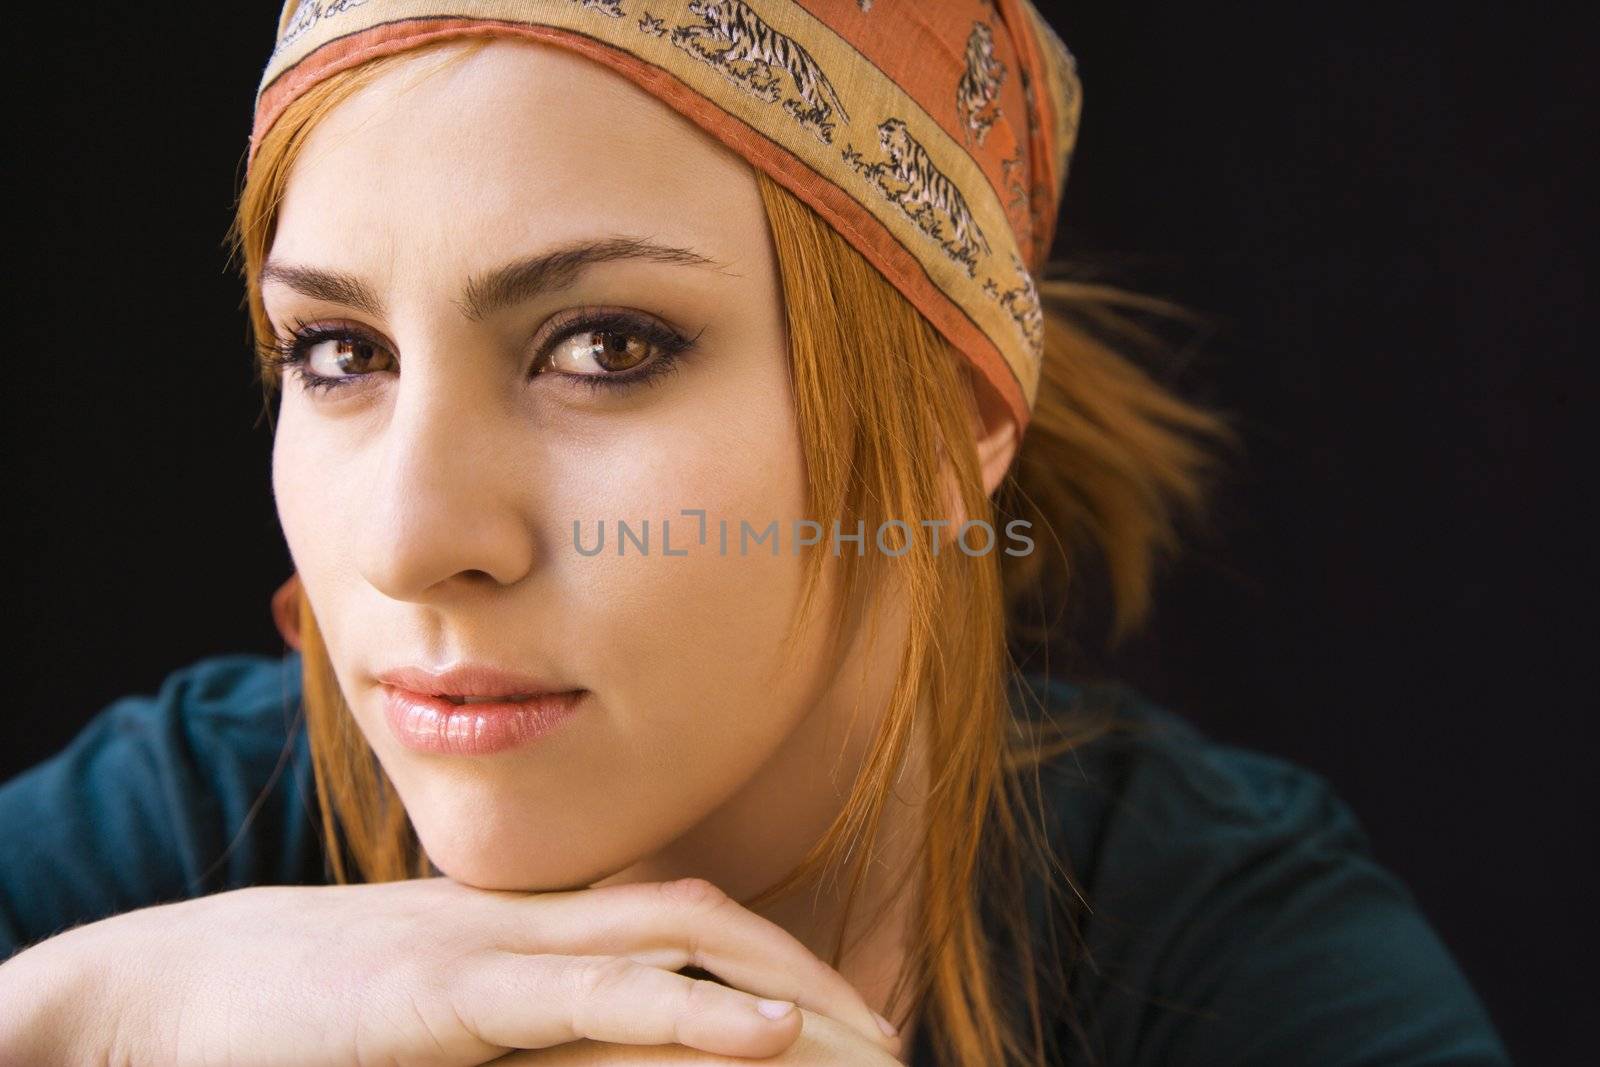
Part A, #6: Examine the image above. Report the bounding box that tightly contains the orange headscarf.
[250,0,1082,437]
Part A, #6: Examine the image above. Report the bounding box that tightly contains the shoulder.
[1022,676,1366,875]
[127,650,308,769]
[0,651,323,959]
[1011,672,1512,1067]
[18,651,311,823]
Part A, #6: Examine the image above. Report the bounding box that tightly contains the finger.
[450,951,803,1058]
[503,878,898,1054]
[492,1040,714,1064]
[498,1009,901,1066]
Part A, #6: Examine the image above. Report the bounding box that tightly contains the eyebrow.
[259,236,729,322]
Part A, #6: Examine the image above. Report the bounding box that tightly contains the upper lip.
[376,663,580,699]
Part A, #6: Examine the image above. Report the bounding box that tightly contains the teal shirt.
[0,652,1511,1065]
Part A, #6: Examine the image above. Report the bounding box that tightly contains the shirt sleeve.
[0,651,326,962]
[1053,694,1513,1066]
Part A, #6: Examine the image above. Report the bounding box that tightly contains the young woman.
[0,2,1510,1064]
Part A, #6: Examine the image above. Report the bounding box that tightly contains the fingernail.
[755,998,796,1020]
[874,1012,899,1038]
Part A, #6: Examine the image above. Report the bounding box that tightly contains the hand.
[0,876,900,1066]
[490,1007,906,1064]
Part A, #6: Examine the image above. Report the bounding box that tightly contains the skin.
[266,37,1017,1051]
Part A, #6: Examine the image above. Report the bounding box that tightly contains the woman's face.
[268,39,869,891]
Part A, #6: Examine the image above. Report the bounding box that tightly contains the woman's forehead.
[273,39,760,282]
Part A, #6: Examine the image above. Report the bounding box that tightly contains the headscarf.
[249,0,1083,436]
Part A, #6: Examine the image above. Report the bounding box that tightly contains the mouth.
[382,685,588,755]
[375,662,576,701]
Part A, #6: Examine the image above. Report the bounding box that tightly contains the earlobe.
[272,572,303,651]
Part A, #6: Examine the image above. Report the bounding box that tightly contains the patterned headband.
[250,0,1082,434]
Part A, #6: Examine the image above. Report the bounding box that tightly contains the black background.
[4,3,1589,1062]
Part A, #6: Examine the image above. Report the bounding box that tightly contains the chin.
[418,824,633,893]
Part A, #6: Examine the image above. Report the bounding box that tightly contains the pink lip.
[375,662,574,699]
[382,685,586,756]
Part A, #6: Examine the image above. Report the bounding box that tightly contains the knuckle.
[678,975,726,1022]
[574,953,638,1003]
[658,880,728,973]
[659,876,728,912]
[567,954,636,1043]
[669,976,726,1051]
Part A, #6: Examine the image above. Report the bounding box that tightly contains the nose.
[356,367,538,602]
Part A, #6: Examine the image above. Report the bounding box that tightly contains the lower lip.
[382,686,587,756]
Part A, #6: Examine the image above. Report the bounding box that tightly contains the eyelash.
[255,309,703,398]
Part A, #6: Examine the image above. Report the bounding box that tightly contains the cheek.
[269,394,371,671]
[537,377,839,813]
[270,397,321,571]
[555,408,819,732]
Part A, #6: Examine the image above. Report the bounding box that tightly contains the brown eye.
[533,310,701,394]
[263,322,397,397]
[548,328,655,377]
[308,335,390,378]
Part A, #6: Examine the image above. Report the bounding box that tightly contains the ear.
[271,572,304,652]
[970,370,1021,499]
